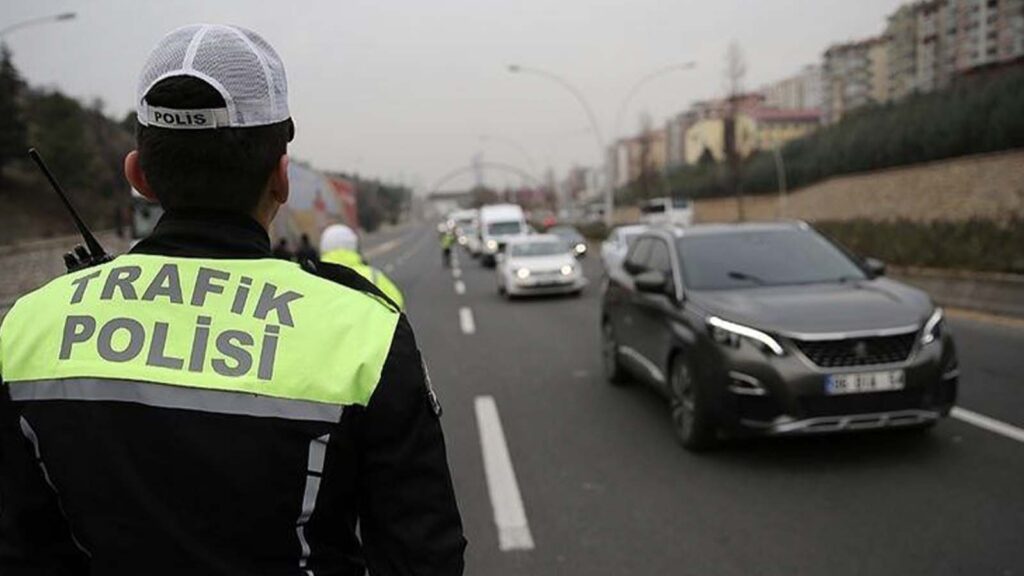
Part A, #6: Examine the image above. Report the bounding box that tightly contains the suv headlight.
[921,308,944,346]
[516,268,531,279]
[707,316,785,356]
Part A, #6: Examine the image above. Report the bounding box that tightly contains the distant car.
[460,224,482,257]
[639,196,693,227]
[479,204,528,267]
[547,225,588,258]
[497,235,586,299]
[600,224,648,272]
[600,222,958,451]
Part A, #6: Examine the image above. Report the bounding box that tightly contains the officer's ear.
[268,154,289,205]
[124,150,158,202]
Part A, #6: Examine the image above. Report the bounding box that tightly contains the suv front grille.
[793,332,917,368]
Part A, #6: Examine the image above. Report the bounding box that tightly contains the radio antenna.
[28,147,109,262]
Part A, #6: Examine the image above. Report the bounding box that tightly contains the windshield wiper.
[727,270,767,285]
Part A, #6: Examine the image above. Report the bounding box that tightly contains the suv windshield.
[677,228,866,290]
[487,221,523,236]
[509,240,567,257]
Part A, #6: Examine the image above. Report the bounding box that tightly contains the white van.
[639,196,693,227]
[478,203,528,267]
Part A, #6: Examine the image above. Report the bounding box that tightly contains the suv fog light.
[728,371,767,396]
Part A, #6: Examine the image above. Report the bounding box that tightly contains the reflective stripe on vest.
[0,254,399,407]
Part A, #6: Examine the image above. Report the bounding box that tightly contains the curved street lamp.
[0,12,77,39]
[507,64,612,225]
[478,134,539,175]
[613,61,697,140]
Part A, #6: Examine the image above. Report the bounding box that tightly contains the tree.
[0,44,27,184]
[633,113,661,200]
[723,41,747,220]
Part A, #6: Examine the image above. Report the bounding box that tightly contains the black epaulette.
[298,257,401,314]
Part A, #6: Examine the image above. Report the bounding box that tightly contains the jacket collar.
[130,209,272,259]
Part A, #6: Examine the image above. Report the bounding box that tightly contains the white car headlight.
[921,308,944,346]
[707,316,785,356]
[486,239,498,251]
[516,268,531,279]
[560,264,574,276]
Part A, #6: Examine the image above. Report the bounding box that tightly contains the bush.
[815,218,1024,274]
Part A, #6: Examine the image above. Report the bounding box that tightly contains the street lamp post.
[478,134,539,175]
[0,12,76,39]
[507,64,612,226]
[612,61,697,142]
[772,144,788,219]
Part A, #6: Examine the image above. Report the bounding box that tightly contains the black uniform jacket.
[0,211,466,575]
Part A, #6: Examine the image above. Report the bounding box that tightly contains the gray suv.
[600,222,958,451]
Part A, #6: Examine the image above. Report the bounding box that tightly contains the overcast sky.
[4,0,904,192]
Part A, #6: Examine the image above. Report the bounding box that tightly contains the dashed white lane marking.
[454,280,466,295]
[951,407,1024,444]
[452,268,462,279]
[459,307,476,334]
[474,396,535,552]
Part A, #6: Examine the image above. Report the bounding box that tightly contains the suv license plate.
[825,370,905,395]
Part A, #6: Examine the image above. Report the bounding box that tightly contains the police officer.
[320,224,405,310]
[0,24,465,575]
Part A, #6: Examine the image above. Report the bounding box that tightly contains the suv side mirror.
[634,270,668,294]
[864,257,886,277]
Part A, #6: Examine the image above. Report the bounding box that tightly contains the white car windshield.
[509,241,567,257]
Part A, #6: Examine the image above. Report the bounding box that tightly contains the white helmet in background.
[320,224,359,253]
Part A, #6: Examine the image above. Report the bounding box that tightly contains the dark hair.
[136,76,294,213]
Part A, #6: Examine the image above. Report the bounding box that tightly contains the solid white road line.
[951,407,1024,444]
[454,280,466,295]
[474,396,535,552]
[459,307,476,334]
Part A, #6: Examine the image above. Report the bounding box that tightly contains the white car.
[460,224,482,257]
[639,196,693,227]
[497,235,586,298]
[600,224,648,273]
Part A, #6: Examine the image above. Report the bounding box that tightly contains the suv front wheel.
[669,355,717,451]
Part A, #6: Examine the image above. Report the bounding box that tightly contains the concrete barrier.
[890,267,1024,319]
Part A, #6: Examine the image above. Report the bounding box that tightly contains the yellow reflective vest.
[320,248,405,310]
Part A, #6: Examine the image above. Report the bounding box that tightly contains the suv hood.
[689,278,933,337]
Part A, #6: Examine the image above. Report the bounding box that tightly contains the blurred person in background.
[272,237,293,260]
[320,224,405,309]
[440,229,455,267]
[295,232,319,265]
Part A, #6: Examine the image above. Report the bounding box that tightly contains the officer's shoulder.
[294,258,401,314]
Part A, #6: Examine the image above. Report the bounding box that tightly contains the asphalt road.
[363,222,1024,576]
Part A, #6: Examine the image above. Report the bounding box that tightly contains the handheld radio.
[28,148,113,272]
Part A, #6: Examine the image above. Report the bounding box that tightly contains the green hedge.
[815,218,1024,274]
[663,65,1024,199]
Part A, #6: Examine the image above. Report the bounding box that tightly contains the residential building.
[823,36,889,123]
[886,0,1024,100]
[762,64,825,110]
[888,3,922,100]
[682,106,819,165]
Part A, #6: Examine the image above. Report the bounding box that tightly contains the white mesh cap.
[136,24,289,129]
[320,224,359,253]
